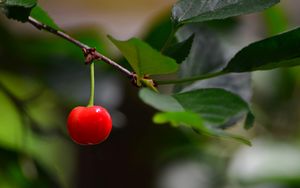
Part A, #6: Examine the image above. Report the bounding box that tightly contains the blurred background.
[1,0,300,188]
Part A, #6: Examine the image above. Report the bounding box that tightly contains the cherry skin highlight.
[67,106,112,145]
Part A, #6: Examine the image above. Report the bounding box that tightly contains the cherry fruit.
[67,106,112,145]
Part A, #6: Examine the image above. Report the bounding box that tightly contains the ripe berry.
[67,106,112,145]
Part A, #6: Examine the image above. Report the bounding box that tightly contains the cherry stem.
[87,63,95,107]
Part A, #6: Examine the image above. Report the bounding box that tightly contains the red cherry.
[67,106,112,145]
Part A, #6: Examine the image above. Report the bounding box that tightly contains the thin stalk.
[156,71,226,85]
[27,17,133,78]
[87,63,95,107]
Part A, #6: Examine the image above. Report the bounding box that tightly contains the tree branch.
[27,17,227,88]
[27,17,133,79]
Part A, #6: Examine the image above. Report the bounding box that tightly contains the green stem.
[155,71,227,85]
[87,63,95,107]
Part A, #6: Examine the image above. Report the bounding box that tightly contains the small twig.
[28,17,133,79]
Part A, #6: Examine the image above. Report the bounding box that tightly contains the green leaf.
[0,90,24,150]
[139,88,184,112]
[140,88,252,145]
[1,0,37,22]
[176,74,252,101]
[164,34,194,64]
[26,133,75,188]
[153,111,251,146]
[154,111,207,132]
[224,27,300,72]
[0,71,42,100]
[145,16,173,50]
[3,0,36,7]
[245,111,255,129]
[174,74,253,129]
[263,5,289,35]
[210,129,252,146]
[173,88,251,125]
[108,36,178,78]
[140,88,253,127]
[169,25,252,129]
[173,24,227,92]
[172,0,279,25]
[30,5,60,30]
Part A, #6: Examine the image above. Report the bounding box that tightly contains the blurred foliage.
[1,1,300,188]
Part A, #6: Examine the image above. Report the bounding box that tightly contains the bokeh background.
[1,0,300,188]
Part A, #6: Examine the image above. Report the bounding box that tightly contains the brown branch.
[27,16,133,79]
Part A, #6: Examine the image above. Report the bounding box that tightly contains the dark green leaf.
[172,0,279,25]
[164,34,194,64]
[1,0,37,22]
[3,0,36,7]
[245,111,255,129]
[224,27,300,72]
[139,88,184,112]
[108,36,178,78]
[173,24,227,92]
[171,25,252,125]
[173,88,250,125]
[178,74,252,101]
[171,24,250,103]
[1,6,32,22]
[145,17,173,50]
[202,17,239,32]
[30,5,60,30]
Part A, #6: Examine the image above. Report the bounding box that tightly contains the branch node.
[83,48,100,64]
[130,73,139,87]
[130,74,158,91]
